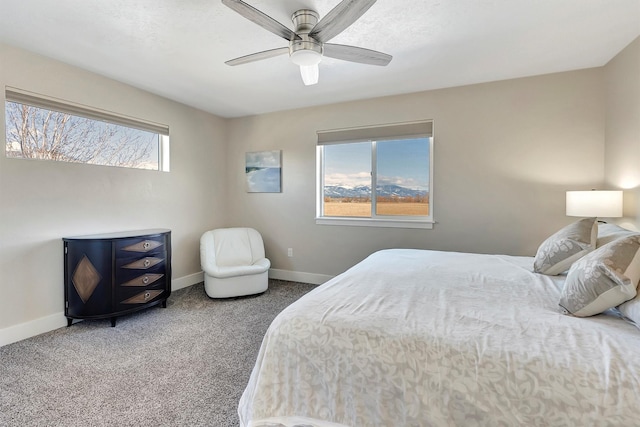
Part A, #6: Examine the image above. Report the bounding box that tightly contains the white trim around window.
[316,120,434,230]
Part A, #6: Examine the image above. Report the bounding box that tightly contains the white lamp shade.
[566,190,623,217]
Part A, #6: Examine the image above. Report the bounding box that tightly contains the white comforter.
[239,249,640,427]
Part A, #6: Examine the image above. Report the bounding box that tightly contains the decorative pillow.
[618,294,640,328]
[533,217,597,275]
[596,223,639,247]
[559,235,640,317]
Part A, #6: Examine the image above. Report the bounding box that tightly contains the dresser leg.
[162,299,167,308]
[110,317,116,327]
[67,318,73,327]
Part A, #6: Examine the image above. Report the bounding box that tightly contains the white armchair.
[200,227,270,298]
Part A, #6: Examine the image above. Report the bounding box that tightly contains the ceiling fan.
[221,0,392,85]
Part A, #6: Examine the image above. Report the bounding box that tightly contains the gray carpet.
[0,280,317,427]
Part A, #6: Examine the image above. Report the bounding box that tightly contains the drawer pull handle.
[144,259,151,267]
[142,276,150,284]
[144,292,151,300]
[143,242,150,249]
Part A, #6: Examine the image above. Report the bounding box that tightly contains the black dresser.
[63,229,171,327]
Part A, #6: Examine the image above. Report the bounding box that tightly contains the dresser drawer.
[120,272,165,287]
[115,288,167,312]
[118,255,165,270]
[115,236,166,258]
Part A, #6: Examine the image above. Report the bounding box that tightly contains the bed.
[238,221,640,427]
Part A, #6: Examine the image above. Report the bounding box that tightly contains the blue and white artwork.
[246,150,282,193]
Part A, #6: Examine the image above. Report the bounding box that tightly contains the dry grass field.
[324,202,429,217]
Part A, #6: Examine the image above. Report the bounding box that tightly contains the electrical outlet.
[287,248,293,257]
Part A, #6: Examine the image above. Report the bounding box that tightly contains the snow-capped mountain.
[324,185,427,199]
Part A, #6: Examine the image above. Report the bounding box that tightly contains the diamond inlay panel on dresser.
[71,255,102,303]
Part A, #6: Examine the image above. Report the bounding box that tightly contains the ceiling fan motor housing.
[291,9,318,33]
[289,9,323,66]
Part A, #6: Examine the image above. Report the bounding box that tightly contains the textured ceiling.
[0,0,639,118]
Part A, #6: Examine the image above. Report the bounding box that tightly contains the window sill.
[315,217,434,229]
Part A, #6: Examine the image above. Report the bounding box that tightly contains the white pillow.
[618,294,640,328]
[596,223,639,247]
[533,217,597,275]
[559,235,640,317]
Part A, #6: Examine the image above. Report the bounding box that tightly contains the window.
[4,87,169,171]
[316,121,433,229]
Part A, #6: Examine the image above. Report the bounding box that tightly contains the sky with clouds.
[324,138,429,190]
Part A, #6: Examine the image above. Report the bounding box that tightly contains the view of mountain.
[324,184,427,199]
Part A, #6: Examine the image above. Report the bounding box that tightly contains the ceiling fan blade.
[221,0,301,41]
[308,0,376,43]
[225,47,289,66]
[323,43,392,66]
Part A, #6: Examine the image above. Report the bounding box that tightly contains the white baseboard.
[0,312,68,348]
[269,268,333,285]
[172,271,204,291]
[0,272,205,348]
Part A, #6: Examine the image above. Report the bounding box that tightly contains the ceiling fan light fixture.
[290,49,322,67]
[299,64,319,85]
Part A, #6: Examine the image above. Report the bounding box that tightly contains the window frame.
[316,121,434,229]
[4,86,170,171]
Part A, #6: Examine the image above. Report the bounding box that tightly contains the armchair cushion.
[214,229,254,267]
[205,261,270,279]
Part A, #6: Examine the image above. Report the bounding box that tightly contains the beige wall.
[5,38,634,343]
[604,37,640,230]
[0,43,227,336]
[226,69,605,276]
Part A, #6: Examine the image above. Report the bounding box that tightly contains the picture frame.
[245,150,282,193]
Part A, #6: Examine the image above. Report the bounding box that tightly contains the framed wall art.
[245,150,282,193]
